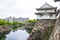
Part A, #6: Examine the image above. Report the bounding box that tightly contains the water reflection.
[6,30,29,40]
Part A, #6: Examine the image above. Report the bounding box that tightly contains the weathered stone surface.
[0,25,11,34]
[49,15,60,40]
[27,19,56,40]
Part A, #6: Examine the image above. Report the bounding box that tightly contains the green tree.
[0,19,7,25]
[28,19,37,23]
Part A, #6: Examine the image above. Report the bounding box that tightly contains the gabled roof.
[54,0,60,2]
[40,3,54,8]
[36,3,57,10]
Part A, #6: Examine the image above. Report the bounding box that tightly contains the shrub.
[28,19,37,23]
[0,19,7,25]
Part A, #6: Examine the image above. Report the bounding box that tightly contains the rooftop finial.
[45,2,48,4]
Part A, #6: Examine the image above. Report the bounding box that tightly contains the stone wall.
[27,19,56,40]
[49,16,60,40]
[37,19,56,26]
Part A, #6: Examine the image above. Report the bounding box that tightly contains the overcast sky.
[0,0,59,19]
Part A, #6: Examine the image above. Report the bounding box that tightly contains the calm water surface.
[6,29,29,40]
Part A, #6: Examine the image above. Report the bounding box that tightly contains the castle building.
[35,3,58,20]
[27,2,60,40]
[35,3,59,26]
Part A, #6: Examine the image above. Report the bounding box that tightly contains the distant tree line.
[0,19,24,25]
[0,19,37,31]
[0,19,24,30]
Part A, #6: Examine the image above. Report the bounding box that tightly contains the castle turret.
[35,3,58,21]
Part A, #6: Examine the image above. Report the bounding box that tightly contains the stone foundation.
[27,19,56,40]
[49,16,60,40]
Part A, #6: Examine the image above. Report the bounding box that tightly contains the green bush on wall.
[42,26,54,40]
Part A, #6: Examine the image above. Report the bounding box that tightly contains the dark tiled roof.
[36,3,57,10]
[35,12,57,15]
[58,9,60,12]
[54,0,60,2]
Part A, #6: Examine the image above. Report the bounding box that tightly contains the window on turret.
[55,10,56,12]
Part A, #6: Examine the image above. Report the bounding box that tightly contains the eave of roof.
[35,12,57,15]
[54,0,60,2]
[36,7,57,11]
[36,3,57,11]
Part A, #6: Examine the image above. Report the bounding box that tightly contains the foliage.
[28,19,37,23]
[25,19,37,34]
[26,28,33,34]
[11,22,24,31]
[0,19,24,31]
[0,19,25,40]
[0,19,7,25]
[12,22,23,25]
[0,36,6,40]
[18,22,24,27]
[41,26,54,40]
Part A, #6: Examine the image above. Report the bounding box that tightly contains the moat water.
[6,29,29,40]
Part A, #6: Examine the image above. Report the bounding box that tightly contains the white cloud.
[0,0,16,18]
[16,0,59,19]
[0,0,59,19]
